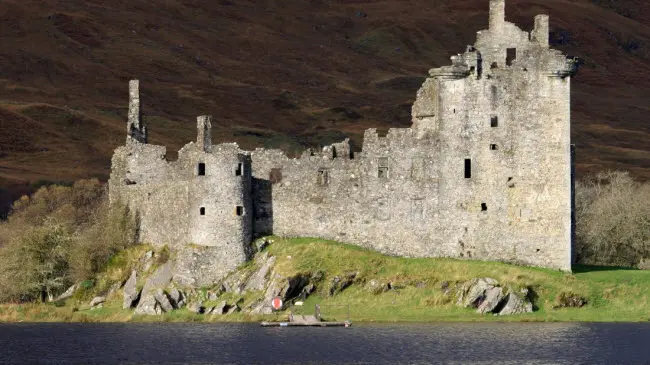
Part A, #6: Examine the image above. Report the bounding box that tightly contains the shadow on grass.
[572,264,638,273]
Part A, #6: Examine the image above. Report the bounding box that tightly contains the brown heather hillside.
[1,0,650,215]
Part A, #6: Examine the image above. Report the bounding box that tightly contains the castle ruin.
[109,0,577,285]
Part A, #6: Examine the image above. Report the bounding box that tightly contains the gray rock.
[208,300,228,315]
[168,288,185,309]
[89,296,106,308]
[498,288,533,315]
[141,261,173,295]
[244,253,276,292]
[154,289,174,313]
[457,278,499,307]
[187,301,204,314]
[134,294,161,315]
[223,270,251,295]
[226,303,241,314]
[139,250,154,272]
[365,279,389,295]
[329,272,357,296]
[477,286,503,314]
[123,270,139,309]
[263,272,311,304]
[54,283,79,302]
[135,262,174,314]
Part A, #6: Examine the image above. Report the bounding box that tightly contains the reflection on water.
[0,322,647,364]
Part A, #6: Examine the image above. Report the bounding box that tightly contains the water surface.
[0,322,647,364]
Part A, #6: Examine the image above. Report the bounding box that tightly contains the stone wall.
[108,0,576,282]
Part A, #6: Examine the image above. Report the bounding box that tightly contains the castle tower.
[127,80,147,143]
[409,0,576,271]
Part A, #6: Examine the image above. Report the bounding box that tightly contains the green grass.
[3,237,650,322]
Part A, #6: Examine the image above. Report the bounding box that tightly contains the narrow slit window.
[506,48,517,66]
[198,163,206,176]
[317,168,329,186]
[200,207,205,216]
[491,116,499,128]
[236,206,245,216]
[490,144,498,150]
[378,157,389,179]
[464,159,472,179]
[235,163,243,176]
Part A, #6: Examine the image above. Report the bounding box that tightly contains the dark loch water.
[0,322,649,365]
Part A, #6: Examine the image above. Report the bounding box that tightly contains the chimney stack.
[489,0,505,32]
[197,115,212,152]
[531,14,550,47]
[127,80,147,143]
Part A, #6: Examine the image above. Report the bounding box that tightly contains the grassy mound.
[2,237,650,323]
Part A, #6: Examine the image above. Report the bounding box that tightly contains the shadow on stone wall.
[252,178,273,238]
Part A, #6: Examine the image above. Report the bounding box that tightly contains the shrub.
[575,171,650,267]
[0,180,136,303]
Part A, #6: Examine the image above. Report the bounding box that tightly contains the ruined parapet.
[127,80,147,144]
[197,115,212,152]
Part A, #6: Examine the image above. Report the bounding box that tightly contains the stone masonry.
[108,0,578,284]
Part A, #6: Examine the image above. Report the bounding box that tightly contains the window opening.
[198,163,206,176]
[490,144,498,150]
[490,62,498,69]
[200,207,205,216]
[236,206,245,216]
[491,116,499,128]
[378,157,389,179]
[464,159,472,179]
[317,168,330,186]
[481,203,488,211]
[235,163,243,176]
[506,48,517,66]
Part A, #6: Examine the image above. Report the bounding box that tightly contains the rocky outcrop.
[499,289,534,315]
[187,301,204,314]
[206,300,227,315]
[168,288,186,309]
[554,292,587,308]
[135,262,173,315]
[122,270,139,309]
[54,283,79,302]
[134,294,160,315]
[329,272,357,296]
[89,296,106,308]
[456,278,533,316]
[244,253,276,292]
[365,279,389,295]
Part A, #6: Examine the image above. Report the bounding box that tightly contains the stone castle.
[109,0,577,285]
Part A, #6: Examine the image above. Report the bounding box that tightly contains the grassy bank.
[2,237,650,323]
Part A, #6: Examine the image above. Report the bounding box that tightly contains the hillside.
[2,237,650,322]
[1,0,650,214]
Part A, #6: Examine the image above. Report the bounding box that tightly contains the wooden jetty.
[260,314,351,327]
